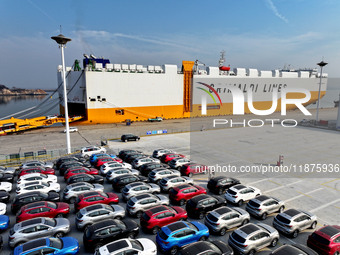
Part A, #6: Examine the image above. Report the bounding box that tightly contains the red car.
[18,167,55,177]
[16,201,70,222]
[112,157,123,163]
[94,157,114,169]
[140,205,188,234]
[64,167,99,180]
[180,163,208,177]
[161,153,186,164]
[169,184,207,205]
[307,225,340,255]
[75,191,119,211]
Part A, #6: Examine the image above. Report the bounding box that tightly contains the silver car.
[20,160,54,169]
[246,195,285,220]
[205,206,250,236]
[8,217,70,248]
[76,203,125,230]
[122,182,160,201]
[132,157,160,169]
[228,223,280,255]
[106,168,140,181]
[168,157,191,170]
[273,208,317,238]
[148,168,181,184]
[152,149,174,159]
[63,182,104,203]
[126,193,169,218]
[159,175,194,192]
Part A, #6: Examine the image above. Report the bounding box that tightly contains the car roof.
[80,191,101,198]
[25,201,47,209]
[126,182,145,188]
[175,184,192,190]
[106,239,129,253]
[166,222,188,232]
[318,225,340,239]
[214,207,232,216]
[190,194,210,203]
[238,223,261,236]
[131,193,152,201]
[147,205,169,215]
[232,184,247,190]
[21,218,43,227]
[252,195,270,203]
[22,238,47,252]
[281,209,302,218]
[83,204,105,212]
[91,219,118,231]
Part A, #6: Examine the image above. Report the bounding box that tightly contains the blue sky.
[0,0,339,89]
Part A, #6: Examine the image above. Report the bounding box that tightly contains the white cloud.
[265,0,289,23]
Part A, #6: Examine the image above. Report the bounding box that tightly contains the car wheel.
[310,221,317,229]
[241,219,249,226]
[219,227,227,236]
[136,211,143,218]
[55,213,64,218]
[292,230,299,238]
[271,238,278,247]
[237,199,243,206]
[279,206,285,213]
[152,227,160,235]
[170,246,179,255]
[218,188,224,195]
[179,199,185,206]
[198,212,205,219]
[54,232,64,238]
[261,212,267,220]
[94,243,103,252]
[248,249,256,255]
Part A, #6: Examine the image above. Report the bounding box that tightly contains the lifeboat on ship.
[219,66,230,71]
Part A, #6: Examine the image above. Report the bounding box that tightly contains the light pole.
[315,60,328,123]
[51,34,72,154]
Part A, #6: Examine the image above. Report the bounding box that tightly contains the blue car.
[0,215,9,231]
[156,221,209,254]
[14,237,79,255]
[89,153,116,165]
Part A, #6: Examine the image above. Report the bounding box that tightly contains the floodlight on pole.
[315,60,328,123]
[51,34,72,154]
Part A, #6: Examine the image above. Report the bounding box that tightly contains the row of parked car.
[0,145,339,255]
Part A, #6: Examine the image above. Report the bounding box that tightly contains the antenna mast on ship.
[219,50,225,67]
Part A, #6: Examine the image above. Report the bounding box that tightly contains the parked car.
[90,153,116,165]
[207,176,241,195]
[0,181,12,192]
[118,149,142,161]
[18,167,55,177]
[140,205,188,234]
[205,206,250,236]
[156,221,210,254]
[13,237,80,255]
[111,174,148,192]
[55,156,86,170]
[307,225,340,255]
[96,238,157,255]
[66,173,104,185]
[81,145,106,158]
[11,191,60,213]
[126,193,169,218]
[0,172,14,183]
[76,204,125,230]
[64,167,99,180]
[228,223,279,255]
[100,162,131,175]
[16,181,60,195]
[160,153,186,163]
[270,243,318,255]
[64,126,78,133]
[152,149,174,159]
[132,157,160,169]
[0,215,10,231]
[83,219,140,252]
[0,202,6,215]
[169,184,207,206]
[0,190,10,203]
[9,217,71,248]
[106,168,139,182]
[148,168,181,184]
[0,166,16,175]
[63,182,104,203]
[16,201,70,222]
[59,161,91,176]
[121,134,140,142]
[159,176,194,192]
[17,173,57,185]
[20,160,54,169]
[94,157,115,169]
[273,208,317,238]
[186,194,227,219]
[168,158,191,170]
[75,191,119,211]
[140,162,170,176]
[124,154,148,164]
[225,184,261,206]
[246,195,285,220]
[178,240,234,255]
[180,163,208,177]
[122,182,160,201]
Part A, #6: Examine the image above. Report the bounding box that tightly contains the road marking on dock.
[264,180,303,193]
[310,198,340,213]
[246,179,270,185]
[284,188,324,203]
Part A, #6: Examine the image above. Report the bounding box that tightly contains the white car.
[17,173,57,185]
[225,184,262,206]
[64,127,78,133]
[20,160,54,169]
[97,238,157,255]
[0,181,12,192]
[16,181,60,195]
[0,202,6,215]
[168,157,191,170]
[100,162,132,175]
[81,145,106,158]
[132,157,160,169]
[106,168,140,181]
[63,182,104,203]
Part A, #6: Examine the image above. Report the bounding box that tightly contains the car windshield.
[49,237,63,249]
[47,202,57,209]
[311,233,331,245]
[159,229,169,240]
[231,232,246,243]
[45,218,56,227]
[186,222,198,231]
[276,214,291,224]
[130,239,143,251]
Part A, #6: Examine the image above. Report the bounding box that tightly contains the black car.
[11,190,60,213]
[207,176,241,195]
[0,172,14,183]
[0,190,10,203]
[55,156,86,170]
[186,194,227,219]
[178,240,234,255]
[139,162,170,176]
[111,174,148,192]
[83,218,139,251]
[121,134,140,142]
[124,154,148,164]
[67,173,104,185]
[59,161,91,176]
[270,244,318,255]
[118,150,142,161]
